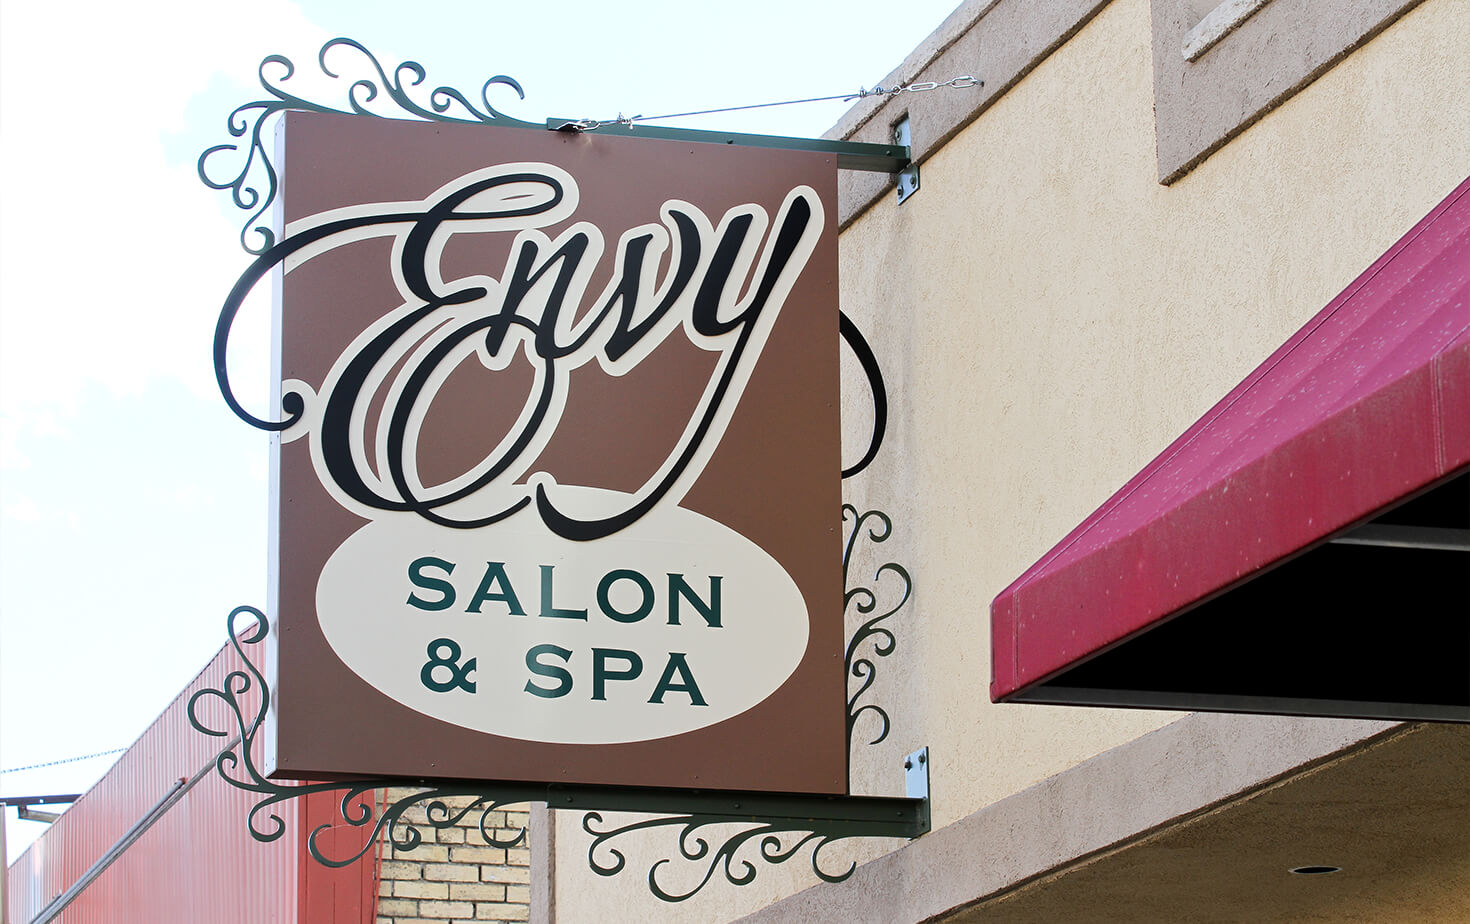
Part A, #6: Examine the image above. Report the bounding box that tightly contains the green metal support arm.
[550,783,926,838]
[547,118,911,173]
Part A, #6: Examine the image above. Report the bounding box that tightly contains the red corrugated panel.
[5,635,376,923]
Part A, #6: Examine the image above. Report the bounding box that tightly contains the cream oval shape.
[315,485,809,744]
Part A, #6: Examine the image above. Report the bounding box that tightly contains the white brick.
[424,863,479,882]
[378,897,419,916]
[449,845,506,865]
[470,810,506,830]
[392,879,450,900]
[448,881,506,902]
[418,900,475,919]
[481,865,530,885]
[380,861,423,880]
[394,843,449,863]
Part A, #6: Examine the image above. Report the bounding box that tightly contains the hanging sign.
[257,111,843,793]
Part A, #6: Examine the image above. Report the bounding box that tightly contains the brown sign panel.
[265,111,844,794]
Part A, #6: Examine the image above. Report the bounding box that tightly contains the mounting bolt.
[904,746,930,803]
[892,115,919,204]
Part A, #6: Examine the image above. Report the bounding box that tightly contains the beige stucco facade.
[540,0,1470,920]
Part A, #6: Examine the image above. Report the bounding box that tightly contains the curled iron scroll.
[186,607,527,867]
[199,37,538,254]
[578,506,915,900]
[839,311,887,479]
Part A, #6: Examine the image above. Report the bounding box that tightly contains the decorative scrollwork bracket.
[199,37,539,255]
[570,505,920,900]
[191,507,921,901]
[200,38,912,256]
[192,37,922,903]
[186,606,532,867]
[843,505,910,749]
[579,741,929,902]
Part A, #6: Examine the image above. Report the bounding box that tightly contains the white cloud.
[0,1,323,858]
[0,0,331,420]
[1,493,42,523]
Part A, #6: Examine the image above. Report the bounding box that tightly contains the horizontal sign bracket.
[0,794,81,807]
[893,115,920,203]
[198,36,913,255]
[905,745,932,831]
[549,784,928,838]
[575,748,930,902]
[547,118,911,173]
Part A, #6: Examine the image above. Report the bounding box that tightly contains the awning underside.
[1010,469,1468,722]
[992,176,1470,723]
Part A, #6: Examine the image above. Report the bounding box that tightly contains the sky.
[0,0,969,858]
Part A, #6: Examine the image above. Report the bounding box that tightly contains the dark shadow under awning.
[991,176,1470,723]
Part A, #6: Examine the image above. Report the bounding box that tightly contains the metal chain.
[861,75,981,97]
[557,75,981,132]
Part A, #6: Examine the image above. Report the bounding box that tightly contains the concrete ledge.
[824,0,1111,228]
[737,712,1399,923]
[826,0,1429,219]
[1181,0,1273,62]
[1152,0,1426,183]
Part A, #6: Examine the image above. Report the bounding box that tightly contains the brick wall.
[376,790,531,923]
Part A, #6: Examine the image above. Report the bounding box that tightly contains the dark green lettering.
[467,561,525,615]
[668,574,721,627]
[523,644,573,698]
[649,652,707,706]
[597,569,655,623]
[406,557,456,611]
[592,648,643,701]
[540,565,588,620]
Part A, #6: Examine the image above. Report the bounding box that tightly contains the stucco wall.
[545,0,1470,919]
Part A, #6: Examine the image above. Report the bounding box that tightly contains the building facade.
[9,0,1466,921]
[544,0,1469,919]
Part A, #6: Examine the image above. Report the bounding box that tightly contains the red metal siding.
[6,638,376,923]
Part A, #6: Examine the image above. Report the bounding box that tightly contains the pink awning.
[991,176,1470,722]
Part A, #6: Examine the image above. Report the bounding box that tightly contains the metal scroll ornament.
[193,38,917,901]
[579,506,914,901]
[191,508,915,900]
[199,37,538,254]
[843,505,911,748]
[186,606,526,866]
[583,813,863,903]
